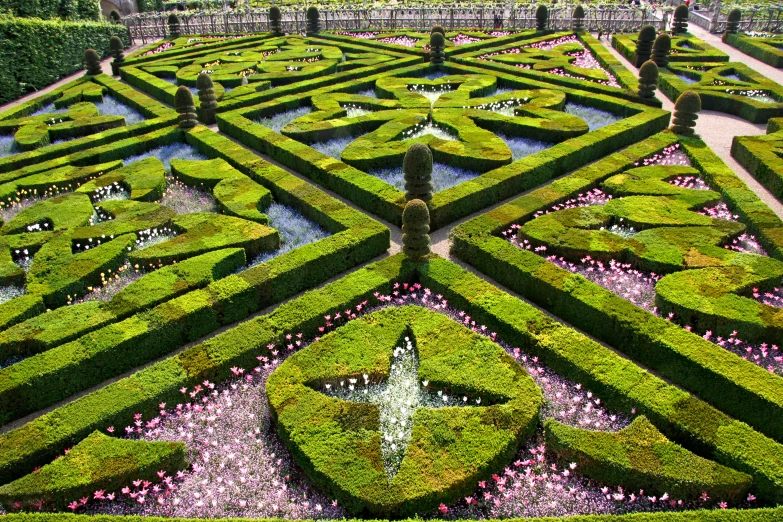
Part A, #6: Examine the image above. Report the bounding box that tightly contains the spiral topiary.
[637,60,659,99]
[83,48,102,76]
[109,36,125,76]
[269,6,283,36]
[431,25,445,36]
[572,5,585,31]
[652,33,671,68]
[402,199,431,261]
[634,25,657,67]
[725,9,742,35]
[168,13,181,38]
[306,6,320,36]
[535,5,549,31]
[429,31,446,65]
[403,142,433,203]
[109,10,121,23]
[175,86,198,129]
[670,90,701,137]
[196,72,219,124]
[672,4,689,34]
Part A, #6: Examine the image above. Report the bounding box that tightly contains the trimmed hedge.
[3,0,100,20]
[731,125,783,205]
[613,33,729,65]
[723,33,783,68]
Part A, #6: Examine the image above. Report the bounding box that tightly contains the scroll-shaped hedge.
[76,157,167,202]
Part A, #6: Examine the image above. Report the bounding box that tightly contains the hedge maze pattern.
[1,24,783,522]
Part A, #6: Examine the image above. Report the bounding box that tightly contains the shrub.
[196,72,218,124]
[84,48,102,76]
[167,13,181,38]
[726,9,742,35]
[269,6,283,36]
[109,10,121,23]
[637,60,659,99]
[429,31,446,65]
[673,4,690,34]
[174,85,197,129]
[306,6,320,36]
[430,24,445,35]
[572,5,585,31]
[671,90,701,136]
[403,142,433,203]
[535,5,549,31]
[109,35,125,76]
[4,0,100,20]
[652,33,671,67]
[634,25,657,67]
[402,199,430,261]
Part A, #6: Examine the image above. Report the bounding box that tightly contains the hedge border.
[723,33,783,69]
[731,123,783,205]
[613,33,729,65]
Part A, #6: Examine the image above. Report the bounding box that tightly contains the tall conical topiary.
[429,31,446,65]
[670,90,701,137]
[535,5,549,31]
[269,6,283,36]
[197,72,219,124]
[168,13,181,38]
[725,9,742,35]
[109,36,125,76]
[634,25,657,67]
[306,6,320,36]
[672,4,689,34]
[175,86,198,129]
[109,10,121,23]
[402,199,431,261]
[572,5,585,31]
[403,143,433,203]
[652,33,671,68]
[84,48,102,76]
[637,60,659,99]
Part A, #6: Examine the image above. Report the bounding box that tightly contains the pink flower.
[438,503,448,514]
[68,501,79,511]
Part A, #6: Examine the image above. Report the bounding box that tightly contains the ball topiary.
[175,86,198,129]
[83,48,102,76]
[673,4,689,34]
[402,199,431,261]
[109,10,121,23]
[196,72,219,124]
[652,33,671,68]
[725,9,742,35]
[634,25,657,67]
[403,143,433,203]
[431,25,445,36]
[535,5,549,31]
[572,5,585,31]
[670,90,701,136]
[109,36,125,76]
[168,13,181,38]
[269,6,283,36]
[306,6,320,36]
[429,31,446,65]
[637,60,659,99]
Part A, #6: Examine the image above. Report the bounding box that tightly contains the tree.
[652,33,671,68]
[404,143,433,203]
[637,60,659,99]
[402,199,431,261]
[670,90,701,137]
[109,36,125,76]
[269,6,283,36]
[634,25,657,67]
[572,5,585,32]
[306,6,320,36]
[535,5,549,31]
[83,49,102,76]
[197,72,219,124]
[725,9,742,35]
[175,86,198,129]
[430,31,446,65]
[109,10,121,23]
[672,4,689,34]
[168,13,181,38]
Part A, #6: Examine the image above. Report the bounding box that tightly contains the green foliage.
[83,48,102,76]
[726,9,742,36]
[109,36,125,76]
[638,60,659,99]
[174,85,197,129]
[535,5,549,31]
[652,33,672,68]
[732,123,783,204]
[671,90,701,136]
[196,72,218,124]
[3,0,100,20]
[723,33,783,67]
[306,6,320,36]
[269,6,283,36]
[109,10,121,23]
[572,5,585,31]
[402,199,430,260]
[431,25,445,35]
[429,32,446,64]
[167,13,181,38]
[673,4,690,34]
[635,25,657,67]
[76,157,167,202]
[403,143,433,203]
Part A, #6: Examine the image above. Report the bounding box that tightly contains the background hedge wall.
[1,0,100,21]
[0,16,130,104]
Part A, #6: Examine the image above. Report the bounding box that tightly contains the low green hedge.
[731,126,783,205]
[723,33,783,68]
[613,33,729,65]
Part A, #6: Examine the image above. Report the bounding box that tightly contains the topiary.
[109,10,121,23]
[725,8,742,35]
[83,49,102,76]
[431,25,445,36]
[109,36,125,76]
[670,90,701,137]
[306,6,320,36]
[403,142,433,203]
[637,60,659,99]
[196,72,218,125]
[572,5,585,31]
[673,4,689,34]
[652,33,671,68]
[429,31,446,65]
[175,85,197,129]
[269,6,283,36]
[634,25,657,67]
[535,5,548,31]
[168,13,181,38]
[402,199,431,261]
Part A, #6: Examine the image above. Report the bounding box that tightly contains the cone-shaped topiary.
[670,90,701,137]
[403,143,433,202]
[175,86,198,129]
[431,25,445,35]
[269,6,283,36]
[109,10,121,23]
[637,60,659,99]
[572,5,585,31]
[535,5,549,31]
[196,72,219,124]
[673,4,689,34]
[634,25,657,67]
[652,33,671,68]
[402,199,431,261]
[84,48,102,76]
[109,36,125,76]
[429,31,446,65]
[306,6,320,36]
[168,13,181,38]
[726,9,742,35]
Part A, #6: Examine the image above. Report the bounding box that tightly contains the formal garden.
[1,0,783,521]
